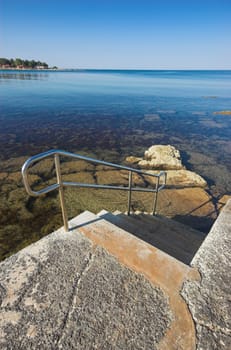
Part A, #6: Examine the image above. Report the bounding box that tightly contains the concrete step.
[98,210,204,264]
[72,210,193,272]
[135,213,205,247]
[72,210,186,264]
[68,210,100,229]
[139,213,206,239]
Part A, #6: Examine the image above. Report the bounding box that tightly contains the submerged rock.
[213,110,231,115]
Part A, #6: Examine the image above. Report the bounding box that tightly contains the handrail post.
[152,177,160,216]
[54,154,69,231]
[127,171,133,216]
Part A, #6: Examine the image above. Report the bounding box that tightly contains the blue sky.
[1,0,231,69]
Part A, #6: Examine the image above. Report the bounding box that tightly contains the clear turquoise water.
[0,69,231,193]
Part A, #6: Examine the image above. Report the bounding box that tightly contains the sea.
[1,69,231,194]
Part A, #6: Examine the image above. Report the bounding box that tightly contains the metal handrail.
[22,149,167,231]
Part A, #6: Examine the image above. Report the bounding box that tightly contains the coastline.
[0,68,58,71]
[2,68,231,72]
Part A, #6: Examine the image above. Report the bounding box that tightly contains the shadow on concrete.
[100,211,204,265]
[68,194,229,265]
[172,214,214,234]
[69,216,102,231]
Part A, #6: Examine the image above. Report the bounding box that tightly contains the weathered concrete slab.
[1,212,195,350]
[0,227,93,349]
[182,199,231,350]
[71,210,198,350]
[58,247,171,350]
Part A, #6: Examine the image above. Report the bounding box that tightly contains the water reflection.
[0,71,49,81]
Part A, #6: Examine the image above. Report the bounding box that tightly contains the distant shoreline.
[1,68,231,72]
[0,68,58,71]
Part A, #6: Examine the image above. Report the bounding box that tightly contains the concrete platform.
[0,211,198,350]
[0,201,230,349]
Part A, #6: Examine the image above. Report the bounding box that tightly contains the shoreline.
[1,68,231,72]
[0,68,58,71]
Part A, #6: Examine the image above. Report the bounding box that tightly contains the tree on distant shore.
[0,58,10,66]
[0,58,50,69]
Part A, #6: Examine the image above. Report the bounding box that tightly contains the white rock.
[139,145,183,170]
[144,170,207,188]
[125,156,143,164]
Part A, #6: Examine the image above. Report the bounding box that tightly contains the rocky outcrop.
[125,145,207,188]
[125,156,142,165]
[138,145,183,170]
[144,170,207,188]
[124,145,213,231]
[126,145,184,170]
